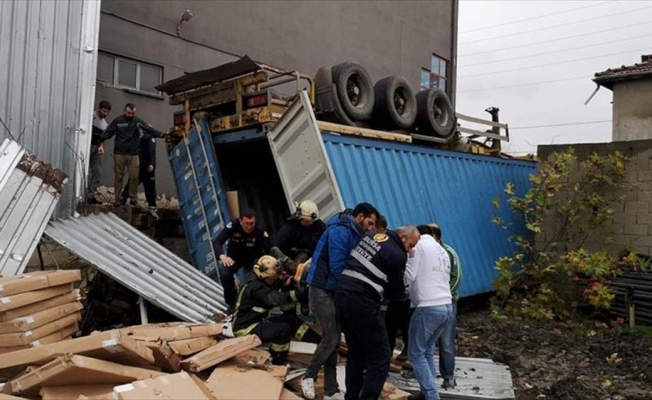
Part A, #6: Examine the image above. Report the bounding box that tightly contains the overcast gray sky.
[456,0,652,155]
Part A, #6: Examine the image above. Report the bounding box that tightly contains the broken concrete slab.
[181,335,262,373]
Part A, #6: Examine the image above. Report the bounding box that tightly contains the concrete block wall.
[538,139,652,256]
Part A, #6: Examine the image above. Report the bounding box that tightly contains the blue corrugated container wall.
[322,133,535,297]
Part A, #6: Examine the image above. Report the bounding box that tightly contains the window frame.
[421,53,449,94]
[97,51,164,98]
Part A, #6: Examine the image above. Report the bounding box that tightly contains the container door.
[267,91,344,221]
[169,119,230,281]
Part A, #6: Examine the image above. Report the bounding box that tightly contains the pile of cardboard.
[0,270,83,355]
[0,321,306,400]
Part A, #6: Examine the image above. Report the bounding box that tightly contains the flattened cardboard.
[168,336,217,356]
[279,389,302,400]
[0,270,79,297]
[0,290,82,322]
[0,313,81,347]
[0,330,154,380]
[0,284,74,313]
[181,335,262,373]
[0,322,78,354]
[40,385,114,400]
[0,301,83,333]
[141,340,181,372]
[120,323,223,342]
[114,371,215,400]
[9,354,165,396]
[231,348,271,365]
[206,367,283,400]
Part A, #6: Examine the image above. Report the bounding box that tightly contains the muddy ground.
[456,300,652,400]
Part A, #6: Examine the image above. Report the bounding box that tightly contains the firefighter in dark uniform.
[212,208,272,312]
[232,255,321,365]
[272,200,326,265]
[335,225,421,400]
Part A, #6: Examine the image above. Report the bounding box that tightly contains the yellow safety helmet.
[295,200,319,221]
[253,255,281,279]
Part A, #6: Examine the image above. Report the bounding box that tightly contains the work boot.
[324,390,345,400]
[301,377,315,400]
[442,378,457,389]
[407,393,425,400]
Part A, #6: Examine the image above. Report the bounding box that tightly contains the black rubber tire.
[372,76,417,130]
[331,61,374,121]
[414,88,456,139]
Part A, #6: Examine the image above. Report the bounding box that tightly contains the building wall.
[612,79,652,141]
[538,140,652,256]
[96,0,457,196]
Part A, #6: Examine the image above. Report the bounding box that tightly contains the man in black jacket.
[212,208,272,311]
[120,133,157,215]
[101,103,162,207]
[335,225,420,400]
[232,255,320,365]
[272,200,326,266]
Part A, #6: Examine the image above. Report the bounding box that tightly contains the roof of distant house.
[593,55,652,90]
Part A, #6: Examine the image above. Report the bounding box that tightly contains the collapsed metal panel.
[46,212,227,322]
[321,133,536,297]
[268,91,345,222]
[0,139,68,276]
[169,119,230,280]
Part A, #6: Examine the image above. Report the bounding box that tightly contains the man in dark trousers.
[120,133,158,216]
[232,255,321,365]
[336,225,420,400]
[101,103,163,207]
[87,100,111,204]
[212,208,272,313]
[272,200,326,266]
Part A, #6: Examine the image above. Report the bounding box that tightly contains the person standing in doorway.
[87,100,111,204]
[301,202,380,400]
[101,103,162,208]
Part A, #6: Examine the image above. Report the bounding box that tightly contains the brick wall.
[538,139,652,256]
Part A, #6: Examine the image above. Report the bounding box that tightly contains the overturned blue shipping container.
[169,92,535,297]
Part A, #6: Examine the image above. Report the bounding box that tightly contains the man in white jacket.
[404,225,453,400]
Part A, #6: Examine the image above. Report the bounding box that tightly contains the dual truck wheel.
[318,61,456,141]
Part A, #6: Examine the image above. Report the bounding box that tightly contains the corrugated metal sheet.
[268,90,345,222]
[45,212,227,322]
[0,139,68,277]
[169,119,230,281]
[322,133,535,297]
[0,0,100,219]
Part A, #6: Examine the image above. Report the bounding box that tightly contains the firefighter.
[272,200,326,266]
[232,255,321,365]
[212,208,272,312]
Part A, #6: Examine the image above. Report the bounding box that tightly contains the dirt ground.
[456,300,652,400]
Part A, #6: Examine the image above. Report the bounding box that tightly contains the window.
[420,54,448,93]
[97,52,163,96]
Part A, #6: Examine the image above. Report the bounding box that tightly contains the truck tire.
[372,76,417,130]
[331,61,374,121]
[414,88,456,140]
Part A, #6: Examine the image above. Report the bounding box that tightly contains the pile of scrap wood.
[0,270,83,354]
[0,321,304,399]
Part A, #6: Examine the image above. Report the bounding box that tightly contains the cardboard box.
[9,354,166,396]
[206,367,283,400]
[0,322,79,354]
[40,385,114,400]
[113,371,215,400]
[0,301,83,333]
[0,312,81,347]
[141,340,181,373]
[168,336,217,356]
[0,284,74,313]
[0,290,83,322]
[279,389,302,400]
[119,323,223,342]
[181,335,262,373]
[0,330,155,380]
[0,270,80,297]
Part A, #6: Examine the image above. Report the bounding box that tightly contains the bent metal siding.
[322,134,535,297]
[0,0,100,219]
[0,139,68,277]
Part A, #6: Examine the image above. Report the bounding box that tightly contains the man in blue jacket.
[301,202,379,400]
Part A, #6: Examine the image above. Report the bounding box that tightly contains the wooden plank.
[318,121,412,143]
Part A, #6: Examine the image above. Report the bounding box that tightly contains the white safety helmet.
[295,200,319,221]
[253,256,282,279]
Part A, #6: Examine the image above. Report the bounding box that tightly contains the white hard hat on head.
[253,255,281,279]
[295,200,319,220]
